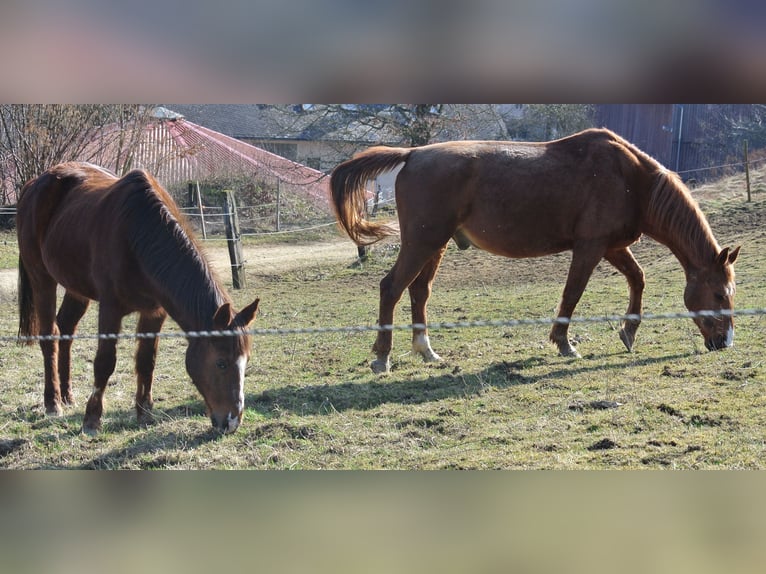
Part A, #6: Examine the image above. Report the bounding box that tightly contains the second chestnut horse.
[331,128,739,373]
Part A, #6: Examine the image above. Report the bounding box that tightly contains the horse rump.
[330,146,409,245]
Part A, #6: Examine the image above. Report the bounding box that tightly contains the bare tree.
[0,104,154,203]
[708,104,766,151]
[505,104,595,141]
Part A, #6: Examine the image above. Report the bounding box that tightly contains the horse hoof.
[619,329,635,352]
[558,345,582,359]
[81,418,101,436]
[137,411,156,427]
[45,404,64,417]
[136,401,155,426]
[81,425,99,437]
[421,351,443,363]
[370,359,391,374]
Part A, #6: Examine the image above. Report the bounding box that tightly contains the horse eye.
[714,293,725,302]
[216,359,228,370]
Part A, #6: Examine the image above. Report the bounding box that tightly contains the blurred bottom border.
[1,471,765,574]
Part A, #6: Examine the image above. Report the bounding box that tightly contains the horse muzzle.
[211,411,243,433]
[705,327,734,351]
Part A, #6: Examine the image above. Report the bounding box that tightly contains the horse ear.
[728,245,741,265]
[213,303,233,329]
[716,246,741,267]
[235,298,260,327]
[715,248,730,267]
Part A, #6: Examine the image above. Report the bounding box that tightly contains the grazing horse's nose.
[706,329,734,351]
[211,412,241,433]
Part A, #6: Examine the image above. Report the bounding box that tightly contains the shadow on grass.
[75,425,223,470]
[21,403,223,469]
[247,351,693,417]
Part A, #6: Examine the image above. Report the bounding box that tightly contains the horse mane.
[645,168,720,264]
[117,170,229,326]
[595,130,720,266]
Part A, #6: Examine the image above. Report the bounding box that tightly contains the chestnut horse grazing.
[17,163,260,433]
[331,128,740,373]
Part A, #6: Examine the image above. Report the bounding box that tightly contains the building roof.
[137,115,331,211]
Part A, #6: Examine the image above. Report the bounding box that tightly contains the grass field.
[1,171,765,469]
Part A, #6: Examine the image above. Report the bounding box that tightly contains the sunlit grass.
[1,188,765,468]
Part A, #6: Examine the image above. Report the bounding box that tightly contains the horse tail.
[17,256,37,345]
[330,146,411,245]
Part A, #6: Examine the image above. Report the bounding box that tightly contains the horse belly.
[459,218,572,258]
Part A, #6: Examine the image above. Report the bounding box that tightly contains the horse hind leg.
[604,247,645,352]
[372,243,446,373]
[56,292,90,406]
[32,279,64,416]
[408,246,447,363]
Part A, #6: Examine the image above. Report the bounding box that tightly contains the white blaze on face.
[725,282,736,298]
[235,354,247,413]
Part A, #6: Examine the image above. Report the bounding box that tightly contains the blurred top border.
[1,0,764,102]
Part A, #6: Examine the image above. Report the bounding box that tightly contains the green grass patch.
[1,185,765,468]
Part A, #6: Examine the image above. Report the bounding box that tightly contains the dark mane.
[118,170,229,327]
[645,169,720,266]
[601,131,720,268]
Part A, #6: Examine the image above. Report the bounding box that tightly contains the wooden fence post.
[223,190,246,289]
[275,179,281,232]
[744,140,751,203]
[195,182,207,240]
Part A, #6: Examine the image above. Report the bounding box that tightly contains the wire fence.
[5,307,766,345]
[1,155,764,344]
[677,156,766,176]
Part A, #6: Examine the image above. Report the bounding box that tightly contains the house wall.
[244,138,359,174]
[595,104,759,180]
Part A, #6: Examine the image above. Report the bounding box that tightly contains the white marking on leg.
[412,332,442,362]
[725,325,734,347]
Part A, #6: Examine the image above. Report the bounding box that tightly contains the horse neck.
[643,173,719,274]
[127,194,228,332]
[160,259,228,333]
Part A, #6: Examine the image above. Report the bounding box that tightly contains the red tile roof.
[144,118,331,210]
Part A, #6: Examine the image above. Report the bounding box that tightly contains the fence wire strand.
[5,308,766,344]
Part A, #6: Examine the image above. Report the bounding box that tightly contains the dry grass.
[1,173,765,469]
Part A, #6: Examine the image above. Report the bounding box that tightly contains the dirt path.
[0,239,360,302]
[205,238,358,276]
[0,268,15,303]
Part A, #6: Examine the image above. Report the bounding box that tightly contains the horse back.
[393,129,654,256]
[17,163,128,298]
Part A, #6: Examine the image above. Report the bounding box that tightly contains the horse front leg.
[408,247,446,363]
[82,307,123,435]
[550,243,605,358]
[134,311,166,426]
[604,247,645,351]
[56,292,90,406]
